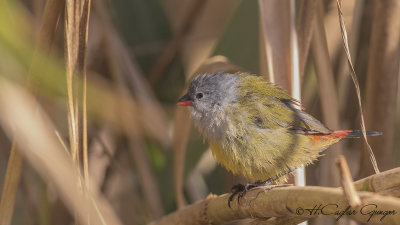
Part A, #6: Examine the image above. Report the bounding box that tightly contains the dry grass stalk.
[64,1,92,223]
[82,0,92,193]
[0,140,23,225]
[65,1,80,162]
[336,0,364,108]
[335,0,380,174]
[336,155,361,208]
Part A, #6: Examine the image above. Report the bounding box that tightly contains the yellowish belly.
[208,131,340,182]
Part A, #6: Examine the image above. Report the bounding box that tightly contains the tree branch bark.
[150,167,400,225]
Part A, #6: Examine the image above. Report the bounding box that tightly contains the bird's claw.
[228,182,260,208]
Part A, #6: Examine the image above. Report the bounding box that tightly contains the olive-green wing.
[237,73,332,134]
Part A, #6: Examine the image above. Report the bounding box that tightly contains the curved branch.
[150,167,400,225]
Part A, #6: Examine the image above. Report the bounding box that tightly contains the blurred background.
[0,0,399,225]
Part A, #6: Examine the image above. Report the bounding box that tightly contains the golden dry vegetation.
[0,0,399,225]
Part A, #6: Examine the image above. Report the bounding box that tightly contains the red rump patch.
[332,130,353,138]
[311,130,352,143]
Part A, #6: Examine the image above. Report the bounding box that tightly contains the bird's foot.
[228,179,275,208]
[228,178,293,208]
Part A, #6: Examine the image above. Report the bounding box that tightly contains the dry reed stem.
[361,0,400,176]
[336,155,361,208]
[335,0,380,174]
[289,0,300,103]
[258,0,291,90]
[288,0,304,187]
[311,1,342,187]
[149,174,400,225]
[296,0,317,79]
[354,167,400,196]
[260,167,400,225]
[282,167,400,225]
[0,140,23,225]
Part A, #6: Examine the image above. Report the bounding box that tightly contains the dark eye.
[196,92,203,99]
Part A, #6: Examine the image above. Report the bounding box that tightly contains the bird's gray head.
[177,72,239,138]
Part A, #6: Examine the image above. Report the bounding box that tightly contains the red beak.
[177,93,193,106]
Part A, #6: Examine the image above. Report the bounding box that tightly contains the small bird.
[177,72,381,205]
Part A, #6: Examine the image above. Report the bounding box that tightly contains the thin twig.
[336,155,361,208]
[335,0,380,174]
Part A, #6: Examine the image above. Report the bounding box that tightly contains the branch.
[149,167,400,225]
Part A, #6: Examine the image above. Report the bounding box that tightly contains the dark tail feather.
[333,130,383,138]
